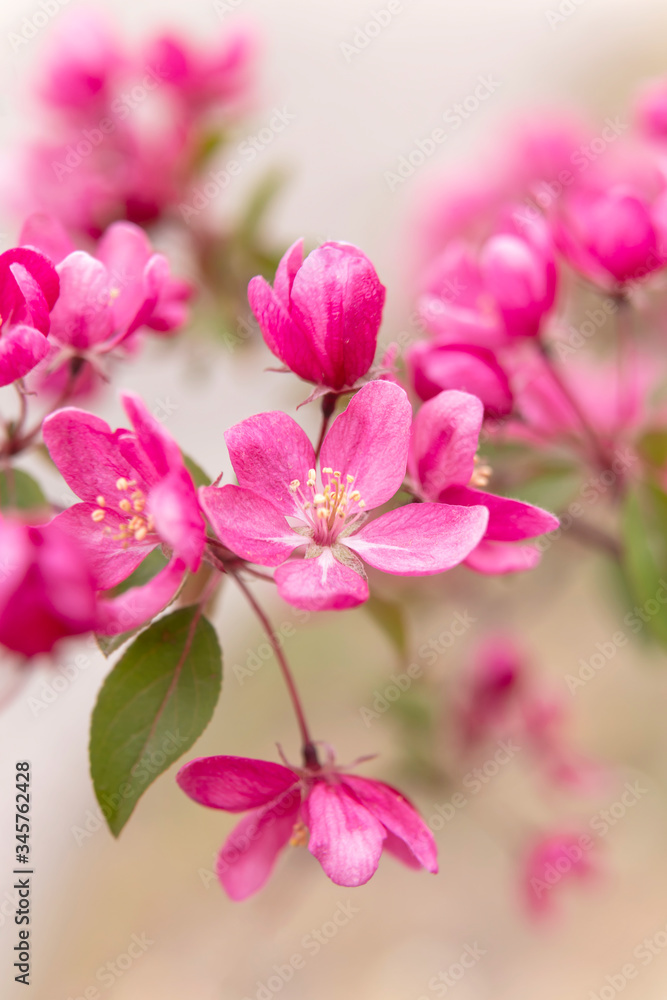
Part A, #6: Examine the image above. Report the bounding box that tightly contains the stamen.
[96,495,106,507]
[322,467,333,475]
[116,477,129,491]
[91,509,105,522]
[289,479,300,493]
[119,499,132,513]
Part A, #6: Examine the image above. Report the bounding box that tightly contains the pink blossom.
[0,245,59,387]
[407,341,513,419]
[0,515,97,657]
[201,381,489,610]
[20,214,190,393]
[248,240,386,391]
[523,831,595,916]
[177,750,438,900]
[145,28,255,111]
[42,392,205,634]
[456,634,525,747]
[635,78,667,143]
[409,390,559,573]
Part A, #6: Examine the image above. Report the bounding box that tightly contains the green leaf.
[0,469,47,512]
[182,452,211,489]
[365,595,407,656]
[512,466,581,511]
[90,606,223,836]
[621,486,667,647]
[106,547,169,598]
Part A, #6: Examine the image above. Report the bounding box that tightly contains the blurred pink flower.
[248,239,386,392]
[0,246,59,387]
[407,341,513,419]
[177,750,438,900]
[0,515,97,657]
[456,634,525,747]
[43,391,205,634]
[410,390,559,573]
[201,381,489,610]
[523,831,596,916]
[145,28,256,111]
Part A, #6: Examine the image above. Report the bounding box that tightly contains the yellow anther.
[322,467,333,475]
[313,493,326,504]
[91,509,105,522]
[358,500,366,508]
[133,499,145,512]
[96,495,106,507]
[350,490,361,501]
[116,477,129,491]
[119,498,132,513]
[289,479,300,492]
[290,819,309,848]
[333,470,341,478]
[346,474,355,483]
[134,526,148,542]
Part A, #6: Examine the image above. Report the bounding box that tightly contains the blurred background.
[2,1,667,998]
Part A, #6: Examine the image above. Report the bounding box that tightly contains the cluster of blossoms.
[3,18,667,915]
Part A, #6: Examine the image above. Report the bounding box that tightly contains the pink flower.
[248,240,386,391]
[0,246,59,387]
[407,341,513,419]
[20,214,190,393]
[409,390,559,573]
[145,28,255,111]
[523,832,595,916]
[0,515,97,657]
[42,392,205,634]
[635,78,667,143]
[555,185,667,288]
[201,381,489,610]
[456,634,524,747]
[177,750,438,900]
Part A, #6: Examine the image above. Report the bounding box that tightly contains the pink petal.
[274,549,369,610]
[50,503,154,590]
[43,407,136,501]
[217,792,301,901]
[177,755,299,811]
[0,325,50,386]
[96,222,153,333]
[409,390,483,497]
[382,831,424,870]
[248,274,324,384]
[7,264,52,335]
[200,485,304,566]
[441,485,559,541]
[51,252,114,348]
[20,212,75,263]
[320,381,411,509]
[304,781,386,887]
[272,238,304,307]
[147,468,205,572]
[288,242,385,389]
[342,776,438,873]
[346,502,488,574]
[121,391,183,478]
[96,556,186,634]
[407,341,513,419]
[0,246,60,314]
[225,411,316,515]
[464,539,542,574]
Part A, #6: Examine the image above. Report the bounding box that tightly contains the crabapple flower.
[20,214,190,394]
[201,381,489,610]
[456,634,524,747]
[0,246,59,387]
[177,751,438,900]
[523,832,596,917]
[145,28,255,110]
[0,515,97,657]
[248,240,386,392]
[42,391,205,634]
[407,341,513,419]
[409,390,559,573]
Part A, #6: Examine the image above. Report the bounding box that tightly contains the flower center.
[469,454,492,489]
[289,818,309,848]
[288,467,366,544]
[90,477,155,547]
